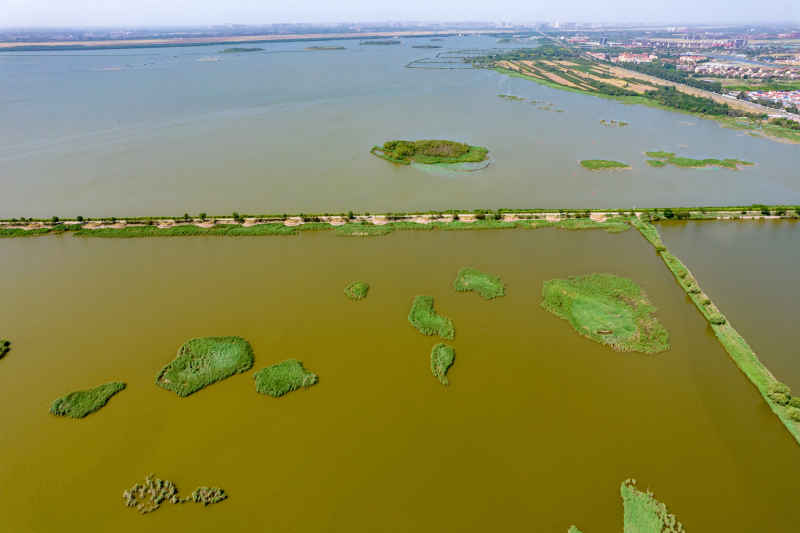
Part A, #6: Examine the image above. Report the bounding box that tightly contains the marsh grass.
[580,160,630,170]
[454,267,505,299]
[541,273,670,354]
[430,344,455,385]
[50,381,126,418]
[621,479,685,533]
[344,281,370,300]
[408,296,455,340]
[254,359,318,398]
[156,336,254,397]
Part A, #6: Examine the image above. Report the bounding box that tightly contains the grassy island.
[306,46,345,51]
[0,339,9,359]
[580,160,631,171]
[371,139,489,166]
[344,281,370,300]
[156,336,254,397]
[408,296,455,340]
[220,47,263,53]
[430,344,455,385]
[645,151,754,169]
[541,273,670,354]
[254,359,318,398]
[50,381,126,418]
[621,479,685,533]
[123,474,227,514]
[454,267,505,299]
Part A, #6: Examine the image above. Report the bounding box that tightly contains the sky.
[1,0,797,28]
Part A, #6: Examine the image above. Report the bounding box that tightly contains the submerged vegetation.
[541,273,670,354]
[156,336,254,397]
[254,359,318,398]
[408,296,455,340]
[0,339,9,359]
[454,267,505,299]
[123,474,227,514]
[50,381,126,418]
[621,479,685,533]
[430,344,455,385]
[344,281,370,300]
[370,139,489,166]
[580,160,631,170]
[645,151,754,169]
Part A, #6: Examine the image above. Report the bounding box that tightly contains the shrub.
[768,382,792,406]
[789,397,800,409]
[788,407,800,422]
[0,339,10,359]
[708,314,726,325]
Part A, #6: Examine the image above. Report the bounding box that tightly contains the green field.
[430,344,456,385]
[254,359,318,398]
[371,140,489,166]
[580,160,631,170]
[156,336,254,397]
[541,273,670,354]
[344,281,370,300]
[454,267,505,299]
[408,296,455,340]
[50,381,126,418]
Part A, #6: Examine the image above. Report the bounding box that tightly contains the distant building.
[612,53,657,64]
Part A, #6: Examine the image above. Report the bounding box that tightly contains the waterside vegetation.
[370,139,489,166]
[254,359,318,398]
[50,381,126,418]
[408,296,455,340]
[580,159,631,170]
[645,151,754,170]
[156,336,254,397]
[0,339,9,359]
[621,479,685,533]
[541,273,670,354]
[430,344,455,385]
[220,47,263,53]
[454,267,505,299]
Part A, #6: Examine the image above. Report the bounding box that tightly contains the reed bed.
[50,381,126,418]
[156,336,254,397]
[454,267,505,299]
[430,344,455,385]
[408,296,455,340]
[344,281,370,300]
[541,273,670,354]
[254,359,318,398]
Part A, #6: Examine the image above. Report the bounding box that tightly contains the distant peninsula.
[220,47,263,53]
[371,140,489,166]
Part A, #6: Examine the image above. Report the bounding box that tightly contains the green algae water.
[1,35,799,219]
[1,229,798,532]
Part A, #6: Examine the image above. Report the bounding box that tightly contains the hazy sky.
[1,0,797,28]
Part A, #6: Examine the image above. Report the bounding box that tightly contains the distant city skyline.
[1,0,798,28]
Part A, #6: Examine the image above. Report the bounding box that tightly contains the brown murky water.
[0,229,798,532]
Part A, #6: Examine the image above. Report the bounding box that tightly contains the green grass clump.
[0,339,10,359]
[371,139,489,165]
[50,381,126,418]
[454,267,505,299]
[156,336,254,397]
[344,281,370,300]
[541,273,669,354]
[580,160,630,170]
[408,296,455,340]
[254,359,318,398]
[430,344,455,385]
[621,479,684,533]
[646,159,667,167]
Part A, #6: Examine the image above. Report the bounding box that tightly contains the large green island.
[371,140,489,167]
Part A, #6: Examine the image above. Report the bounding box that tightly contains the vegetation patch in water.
[371,139,488,166]
[580,160,631,170]
[254,359,318,398]
[646,159,667,167]
[646,151,754,169]
[454,267,505,299]
[306,46,345,50]
[344,281,370,300]
[430,343,455,385]
[50,381,126,418]
[156,336,254,397]
[621,479,685,533]
[0,339,10,359]
[408,296,455,340]
[541,273,669,354]
[122,474,227,514]
[220,47,263,53]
